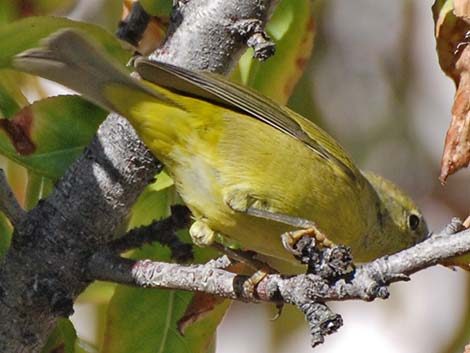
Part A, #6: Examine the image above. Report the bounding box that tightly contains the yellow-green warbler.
[13,30,428,269]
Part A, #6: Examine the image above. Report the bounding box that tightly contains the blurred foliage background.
[0,0,469,352]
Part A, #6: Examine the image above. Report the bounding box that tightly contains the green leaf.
[0,211,12,259]
[232,0,314,104]
[147,171,174,193]
[0,95,105,179]
[41,176,54,198]
[76,281,117,305]
[0,16,132,69]
[128,182,173,229]
[0,70,28,118]
[140,0,173,17]
[24,171,43,210]
[103,273,229,353]
[41,318,77,353]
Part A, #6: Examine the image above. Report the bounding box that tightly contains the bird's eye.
[408,214,420,231]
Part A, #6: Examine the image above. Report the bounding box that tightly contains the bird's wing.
[134,58,358,180]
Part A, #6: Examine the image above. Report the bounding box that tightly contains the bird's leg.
[211,242,277,301]
[244,207,335,257]
[281,226,334,257]
[211,242,276,272]
[190,218,276,298]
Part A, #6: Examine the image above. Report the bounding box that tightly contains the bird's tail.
[13,29,187,157]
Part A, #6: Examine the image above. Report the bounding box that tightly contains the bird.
[13,29,428,270]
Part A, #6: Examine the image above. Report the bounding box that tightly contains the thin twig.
[231,19,276,60]
[107,205,193,262]
[0,169,25,227]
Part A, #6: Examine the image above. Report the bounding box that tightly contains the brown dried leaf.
[0,106,35,155]
[177,262,245,334]
[440,68,470,181]
[433,0,470,181]
[177,292,227,335]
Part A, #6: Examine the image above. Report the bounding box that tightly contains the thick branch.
[0,1,279,352]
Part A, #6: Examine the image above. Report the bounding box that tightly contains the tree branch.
[0,1,279,352]
[151,0,280,73]
[87,221,470,348]
[107,205,193,262]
